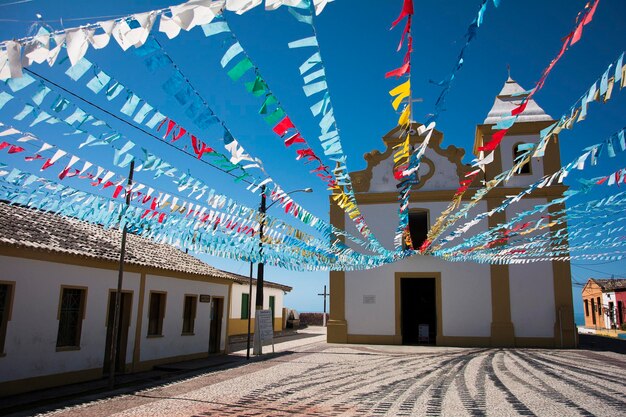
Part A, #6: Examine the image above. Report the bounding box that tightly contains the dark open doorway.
[401,278,436,345]
[103,291,132,374]
[209,297,223,354]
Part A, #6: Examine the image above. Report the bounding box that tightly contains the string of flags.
[0,124,406,270]
[0,122,342,255]
[441,193,626,264]
[1,39,388,255]
[423,0,604,253]
[283,2,388,253]
[428,51,625,255]
[0,0,624,269]
[387,0,500,250]
[209,13,389,255]
[0,0,335,81]
[434,127,626,262]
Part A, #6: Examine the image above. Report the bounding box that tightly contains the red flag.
[284,132,305,147]
[478,129,508,152]
[113,185,124,198]
[582,0,599,25]
[570,21,584,45]
[391,0,414,28]
[397,18,411,51]
[8,145,25,154]
[511,101,528,116]
[172,126,186,142]
[296,148,318,161]
[191,135,214,159]
[385,62,410,78]
[0,142,10,151]
[163,119,176,139]
[41,158,55,170]
[272,116,295,137]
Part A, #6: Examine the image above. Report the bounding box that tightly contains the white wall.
[0,255,141,383]
[602,292,616,329]
[0,255,232,384]
[506,198,555,338]
[230,282,285,319]
[343,202,492,338]
[499,133,545,188]
[140,274,229,361]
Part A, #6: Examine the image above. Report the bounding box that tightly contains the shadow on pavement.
[578,333,626,354]
[0,351,295,417]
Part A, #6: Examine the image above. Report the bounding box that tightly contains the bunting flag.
[384,0,416,250]
[1,0,623,268]
[426,51,625,256]
[0,162,406,271]
[433,127,626,258]
[1,68,380,256]
[206,15,390,255]
[0,124,372,268]
[436,192,626,264]
[0,0,336,82]
[423,0,604,254]
[23,48,379,253]
[283,3,392,254]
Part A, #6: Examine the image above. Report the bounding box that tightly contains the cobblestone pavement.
[30,332,626,417]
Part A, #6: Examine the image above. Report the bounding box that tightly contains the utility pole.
[318,285,329,327]
[109,160,134,389]
[253,185,267,355]
[252,186,312,354]
[255,185,267,313]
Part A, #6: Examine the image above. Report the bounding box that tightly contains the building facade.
[582,278,626,329]
[328,77,576,348]
[0,201,289,396]
[227,277,291,336]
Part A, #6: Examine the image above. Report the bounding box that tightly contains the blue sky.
[0,0,624,318]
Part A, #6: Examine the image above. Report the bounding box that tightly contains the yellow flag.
[389,80,411,110]
[398,104,410,126]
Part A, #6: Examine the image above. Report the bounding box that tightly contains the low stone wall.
[299,313,329,326]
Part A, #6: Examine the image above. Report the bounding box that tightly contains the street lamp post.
[250,185,312,356]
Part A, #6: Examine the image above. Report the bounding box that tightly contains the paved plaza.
[12,328,626,417]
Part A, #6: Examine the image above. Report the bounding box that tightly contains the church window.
[513,143,532,175]
[404,210,429,250]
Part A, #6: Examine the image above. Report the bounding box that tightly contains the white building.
[328,77,576,348]
[0,201,289,396]
[227,278,291,337]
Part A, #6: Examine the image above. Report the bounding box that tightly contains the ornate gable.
[351,123,474,193]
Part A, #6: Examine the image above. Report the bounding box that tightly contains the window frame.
[269,295,276,319]
[403,208,430,251]
[584,299,589,317]
[147,291,167,337]
[0,281,16,356]
[56,285,88,351]
[512,142,532,176]
[241,293,250,320]
[181,294,198,335]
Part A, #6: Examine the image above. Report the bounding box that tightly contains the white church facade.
[328,77,576,348]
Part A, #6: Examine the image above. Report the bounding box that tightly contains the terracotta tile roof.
[0,201,291,291]
[592,278,626,292]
